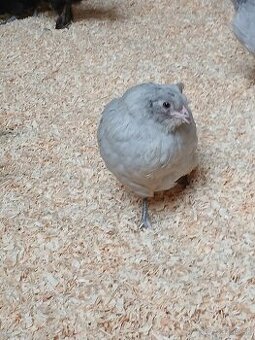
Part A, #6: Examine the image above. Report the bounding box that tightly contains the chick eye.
[163,102,170,108]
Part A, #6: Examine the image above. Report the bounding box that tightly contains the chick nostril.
[181,106,189,116]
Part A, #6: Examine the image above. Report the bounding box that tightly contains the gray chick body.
[98,83,198,198]
[232,0,255,55]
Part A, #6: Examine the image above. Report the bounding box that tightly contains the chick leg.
[139,198,152,229]
[55,0,72,29]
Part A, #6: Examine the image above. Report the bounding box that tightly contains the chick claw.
[176,174,190,189]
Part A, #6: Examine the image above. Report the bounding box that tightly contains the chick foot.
[176,174,189,189]
[0,16,17,25]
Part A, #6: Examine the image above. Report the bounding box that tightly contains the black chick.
[0,0,81,29]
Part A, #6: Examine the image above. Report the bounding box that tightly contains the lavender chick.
[97,82,198,229]
[232,0,255,55]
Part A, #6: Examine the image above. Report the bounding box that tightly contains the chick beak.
[172,106,191,124]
